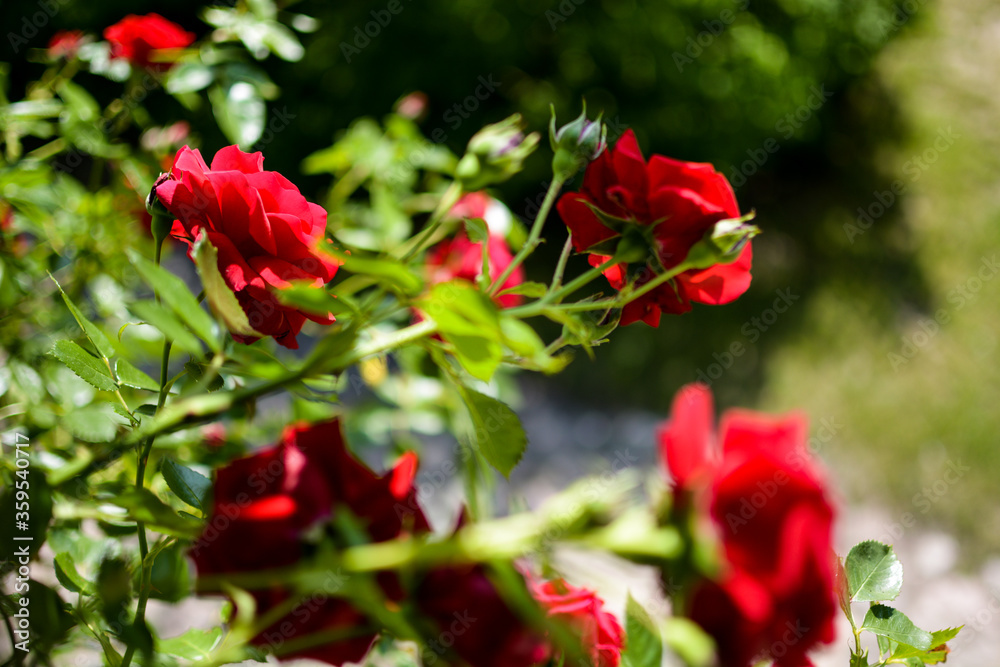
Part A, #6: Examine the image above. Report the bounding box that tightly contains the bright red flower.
[658,384,837,667]
[155,145,339,349]
[426,192,524,308]
[556,130,752,326]
[190,419,428,666]
[530,577,625,667]
[48,30,84,59]
[103,13,194,70]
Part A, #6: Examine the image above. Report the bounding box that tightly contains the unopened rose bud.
[684,214,759,269]
[549,101,607,181]
[146,172,174,245]
[456,114,540,190]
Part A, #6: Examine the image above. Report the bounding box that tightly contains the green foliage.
[845,540,903,602]
[841,541,961,667]
[458,386,528,478]
[161,459,212,512]
[861,605,932,651]
[622,595,663,667]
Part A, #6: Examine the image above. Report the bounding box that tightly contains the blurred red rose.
[103,13,194,70]
[658,384,837,667]
[48,30,84,59]
[190,419,428,666]
[416,564,547,667]
[155,145,339,348]
[426,192,523,308]
[530,577,625,667]
[556,130,752,326]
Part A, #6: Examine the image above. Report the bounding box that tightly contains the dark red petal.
[557,194,619,253]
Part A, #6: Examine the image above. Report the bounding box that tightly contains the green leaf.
[108,489,202,538]
[892,627,963,661]
[929,627,962,645]
[161,459,212,511]
[50,340,118,392]
[846,540,904,602]
[129,250,219,351]
[128,300,205,356]
[158,627,222,660]
[496,281,548,299]
[861,604,932,650]
[51,275,116,359]
[423,280,504,381]
[463,216,489,243]
[500,317,545,357]
[166,63,214,95]
[449,334,503,382]
[622,595,662,667]
[277,282,359,318]
[663,616,714,667]
[336,250,423,295]
[458,387,527,477]
[112,403,140,427]
[191,233,261,340]
[63,405,119,443]
[209,82,265,148]
[423,280,501,338]
[54,552,92,594]
[115,359,160,391]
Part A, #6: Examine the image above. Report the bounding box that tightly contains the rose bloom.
[426,192,524,308]
[47,30,84,59]
[556,130,752,326]
[530,577,625,667]
[103,13,194,70]
[659,384,837,667]
[190,419,428,666]
[155,145,339,348]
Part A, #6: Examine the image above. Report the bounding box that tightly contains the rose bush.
[659,384,838,667]
[155,145,340,348]
[556,130,753,325]
[0,9,964,664]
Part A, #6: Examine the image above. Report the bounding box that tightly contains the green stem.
[399,181,463,261]
[549,236,574,291]
[620,261,690,305]
[548,254,617,303]
[507,255,618,319]
[489,176,565,296]
[121,242,173,667]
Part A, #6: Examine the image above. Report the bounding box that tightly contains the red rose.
[48,30,84,59]
[416,564,547,667]
[556,130,752,326]
[658,384,837,667]
[103,13,194,70]
[530,577,625,667]
[155,145,339,349]
[426,192,524,308]
[190,419,428,666]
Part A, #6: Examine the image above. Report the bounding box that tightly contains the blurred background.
[3,0,998,659]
